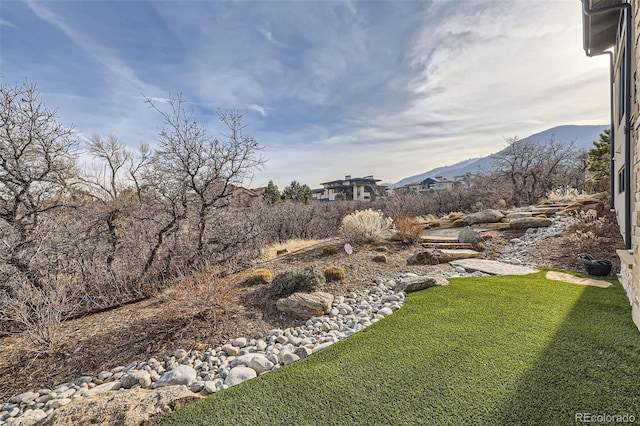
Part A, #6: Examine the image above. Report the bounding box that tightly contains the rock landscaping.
[0,202,624,425]
[0,273,447,426]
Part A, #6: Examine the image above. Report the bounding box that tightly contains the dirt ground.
[0,218,625,401]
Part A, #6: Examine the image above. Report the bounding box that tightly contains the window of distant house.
[618,167,625,193]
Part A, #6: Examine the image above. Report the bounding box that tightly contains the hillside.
[392,124,608,187]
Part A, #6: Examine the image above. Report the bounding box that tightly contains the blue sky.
[1,0,610,188]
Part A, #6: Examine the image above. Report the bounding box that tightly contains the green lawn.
[157,271,640,425]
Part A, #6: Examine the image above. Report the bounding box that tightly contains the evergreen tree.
[282,180,313,203]
[587,129,610,188]
[264,180,281,203]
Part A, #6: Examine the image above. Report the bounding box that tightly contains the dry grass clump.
[372,254,388,263]
[443,211,465,221]
[545,187,585,204]
[339,209,392,244]
[391,215,425,244]
[161,266,239,323]
[423,214,441,228]
[451,218,466,227]
[244,269,272,286]
[322,246,340,256]
[324,266,346,282]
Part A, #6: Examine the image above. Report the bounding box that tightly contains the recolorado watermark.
[575,412,636,423]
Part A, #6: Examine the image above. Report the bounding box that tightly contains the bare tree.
[490,137,585,206]
[77,134,154,297]
[146,95,264,266]
[0,81,78,293]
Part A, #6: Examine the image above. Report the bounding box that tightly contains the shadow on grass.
[494,281,640,425]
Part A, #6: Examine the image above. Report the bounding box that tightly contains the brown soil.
[0,219,625,401]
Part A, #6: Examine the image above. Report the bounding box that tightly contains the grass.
[157,271,640,425]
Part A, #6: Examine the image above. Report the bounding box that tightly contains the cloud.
[247,104,269,117]
[6,0,611,190]
[258,25,277,45]
[0,18,17,29]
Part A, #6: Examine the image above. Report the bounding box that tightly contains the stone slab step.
[474,222,510,230]
[450,259,538,275]
[422,242,474,250]
[545,271,611,288]
[440,249,481,260]
[420,235,459,243]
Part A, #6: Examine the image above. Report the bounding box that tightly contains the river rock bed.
[0,273,448,425]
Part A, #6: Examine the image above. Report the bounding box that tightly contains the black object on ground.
[577,254,613,276]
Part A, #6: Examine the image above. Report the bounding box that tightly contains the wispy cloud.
[258,25,277,45]
[2,0,611,189]
[247,104,269,117]
[0,18,17,29]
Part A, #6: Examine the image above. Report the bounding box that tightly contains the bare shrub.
[391,215,425,243]
[0,276,77,354]
[565,209,618,252]
[569,230,599,252]
[270,266,325,296]
[339,209,392,244]
[161,266,239,322]
[566,209,617,236]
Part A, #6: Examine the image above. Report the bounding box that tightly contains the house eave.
[582,0,623,56]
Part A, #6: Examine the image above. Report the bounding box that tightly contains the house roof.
[582,0,623,56]
[320,177,382,186]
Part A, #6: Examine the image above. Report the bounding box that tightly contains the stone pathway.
[545,271,612,288]
[450,258,538,276]
[439,249,481,260]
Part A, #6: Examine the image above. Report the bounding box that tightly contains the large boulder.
[465,209,504,225]
[41,385,200,426]
[276,292,334,317]
[224,366,257,386]
[231,353,274,374]
[457,227,482,245]
[396,275,449,293]
[407,249,442,265]
[121,370,152,389]
[509,217,553,229]
[154,365,197,388]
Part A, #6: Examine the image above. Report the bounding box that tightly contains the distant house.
[581,0,640,331]
[229,186,264,207]
[314,175,386,201]
[398,175,466,193]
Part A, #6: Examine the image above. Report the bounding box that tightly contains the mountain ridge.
[391,124,608,188]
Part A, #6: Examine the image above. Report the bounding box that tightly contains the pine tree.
[264,180,281,203]
[282,180,313,203]
[587,129,610,188]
